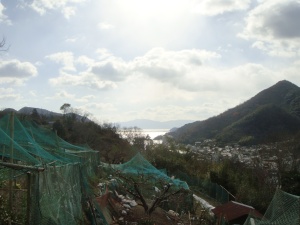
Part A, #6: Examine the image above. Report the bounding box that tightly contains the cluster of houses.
[154,136,300,224]
[187,139,298,171]
[185,139,299,225]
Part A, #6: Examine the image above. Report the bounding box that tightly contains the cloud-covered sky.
[1,0,300,123]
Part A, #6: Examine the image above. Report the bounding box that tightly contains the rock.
[123,204,131,209]
[122,199,137,207]
[167,210,179,217]
[129,200,137,207]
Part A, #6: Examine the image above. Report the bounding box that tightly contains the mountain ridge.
[18,107,61,117]
[169,80,300,145]
[2,107,193,130]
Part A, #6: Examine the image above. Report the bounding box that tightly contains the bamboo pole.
[0,161,45,172]
[9,111,14,163]
[8,111,14,225]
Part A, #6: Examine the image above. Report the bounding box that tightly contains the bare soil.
[96,192,188,225]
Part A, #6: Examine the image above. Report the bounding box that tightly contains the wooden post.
[9,111,14,163]
[26,172,31,225]
[8,112,15,225]
[0,162,45,172]
[55,130,61,152]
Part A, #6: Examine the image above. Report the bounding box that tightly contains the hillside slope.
[217,104,300,145]
[170,80,300,145]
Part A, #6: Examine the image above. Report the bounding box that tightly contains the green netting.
[100,153,193,215]
[22,118,100,174]
[0,113,107,225]
[172,170,230,203]
[32,164,83,225]
[0,170,28,224]
[0,114,76,165]
[0,127,40,165]
[102,152,189,190]
[22,120,86,151]
[243,189,300,225]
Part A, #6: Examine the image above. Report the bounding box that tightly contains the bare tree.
[0,37,9,51]
[120,126,144,144]
[113,170,188,216]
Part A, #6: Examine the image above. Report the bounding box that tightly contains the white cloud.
[136,105,221,122]
[46,90,75,100]
[47,47,277,98]
[0,94,21,101]
[0,60,37,78]
[29,0,85,18]
[44,47,295,122]
[48,50,128,89]
[76,56,95,67]
[65,37,77,43]
[49,71,118,90]
[0,3,11,24]
[91,60,128,82]
[80,102,116,111]
[95,49,115,60]
[240,0,300,57]
[46,48,281,99]
[98,22,114,30]
[0,88,21,101]
[75,95,95,103]
[132,48,221,91]
[0,87,14,94]
[46,52,76,72]
[4,0,300,123]
[61,6,76,19]
[49,48,222,91]
[192,0,251,16]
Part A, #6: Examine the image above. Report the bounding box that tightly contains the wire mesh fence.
[172,170,232,204]
[0,113,106,225]
[243,189,300,225]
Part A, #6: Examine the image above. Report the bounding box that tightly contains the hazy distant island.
[118,119,194,130]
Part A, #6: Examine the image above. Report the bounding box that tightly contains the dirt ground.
[95,188,218,225]
[116,204,184,225]
[96,192,189,225]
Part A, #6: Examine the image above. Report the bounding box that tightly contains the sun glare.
[117,0,188,20]
[102,0,195,50]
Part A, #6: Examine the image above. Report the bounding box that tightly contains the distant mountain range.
[118,119,194,130]
[4,80,300,145]
[169,80,300,145]
[3,107,61,118]
[2,107,193,130]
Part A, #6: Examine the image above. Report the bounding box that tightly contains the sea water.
[142,129,169,139]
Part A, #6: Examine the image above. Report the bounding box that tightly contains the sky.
[1,0,300,124]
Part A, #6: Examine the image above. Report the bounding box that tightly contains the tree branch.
[0,37,9,51]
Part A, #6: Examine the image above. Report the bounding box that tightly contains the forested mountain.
[0,106,134,163]
[18,107,61,118]
[169,80,300,145]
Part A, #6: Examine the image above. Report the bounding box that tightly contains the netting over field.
[101,152,190,190]
[172,170,231,204]
[243,189,300,225]
[0,113,106,225]
[0,114,99,165]
[100,153,193,215]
